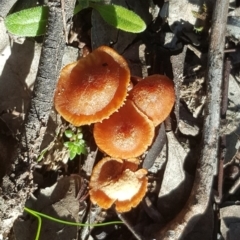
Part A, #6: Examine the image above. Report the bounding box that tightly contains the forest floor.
[1,0,240,240]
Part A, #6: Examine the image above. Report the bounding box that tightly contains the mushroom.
[128,74,175,126]
[54,46,130,126]
[89,157,148,212]
[93,100,155,158]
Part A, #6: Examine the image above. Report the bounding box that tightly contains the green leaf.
[4,6,48,37]
[64,141,72,148]
[64,129,74,139]
[74,0,89,15]
[80,145,87,155]
[75,145,82,154]
[69,150,77,160]
[77,139,85,145]
[90,3,146,33]
[77,133,83,140]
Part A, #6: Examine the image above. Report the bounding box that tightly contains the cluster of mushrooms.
[54,46,175,212]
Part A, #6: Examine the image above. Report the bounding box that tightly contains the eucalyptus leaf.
[90,3,146,33]
[4,6,48,37]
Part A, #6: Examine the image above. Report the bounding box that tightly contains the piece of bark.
[155,0,229,239]
[0,0,76,237]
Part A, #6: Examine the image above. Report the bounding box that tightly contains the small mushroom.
[129,74,175,126]
[93,100,154,158]
[89,157,148,212]
[54,46,130,126]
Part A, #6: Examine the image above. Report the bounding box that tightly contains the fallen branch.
[155,0,230,239]
[0,0,75,237]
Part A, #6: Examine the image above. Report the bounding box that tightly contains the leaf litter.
[1,0,240,239]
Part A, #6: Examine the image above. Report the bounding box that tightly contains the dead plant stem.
[155,0,230,239]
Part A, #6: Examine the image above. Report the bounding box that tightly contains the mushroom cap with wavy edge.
[93,100,155,158]
[128,74,175,126]
[89,157,148,212]
[54,46,130,126]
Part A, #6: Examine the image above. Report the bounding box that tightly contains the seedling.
[37,125,86,164]
[192,3,208,33]
[64,128,87,160]
[4,0,146,37]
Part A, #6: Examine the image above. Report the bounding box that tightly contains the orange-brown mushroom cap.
[93,100,155,158]
[54,46,130,126]
[89,157,148,212]
[128,74,175,126]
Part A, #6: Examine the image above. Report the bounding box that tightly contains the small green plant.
[192,2,208,33]
[5,0,146,37]
[24,207,123,240]
[37,126,86,163]
[64,128,87,160]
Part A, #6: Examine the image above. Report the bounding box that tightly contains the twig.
[228,176,240,195]
[215,57,231,203]
[221,57,231,119]
[216,136,226,203]
[0,0,76,236]
[79,205,102,240]
[60,0,68,43]
[155,0,230,239]
[118,213,145,240]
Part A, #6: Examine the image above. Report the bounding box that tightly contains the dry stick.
[216,57,231,203]
[0,0,76,236]
[155,0,230,239]
[60,0,68,43]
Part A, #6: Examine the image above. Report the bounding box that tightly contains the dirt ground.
[1,0,240,240]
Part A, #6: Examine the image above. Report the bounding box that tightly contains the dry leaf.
[157,131,193,219]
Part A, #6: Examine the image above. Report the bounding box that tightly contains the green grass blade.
[90,3,146,33]
[24,208,42,240]
[24,207,123,227]
[4,6,48,37]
